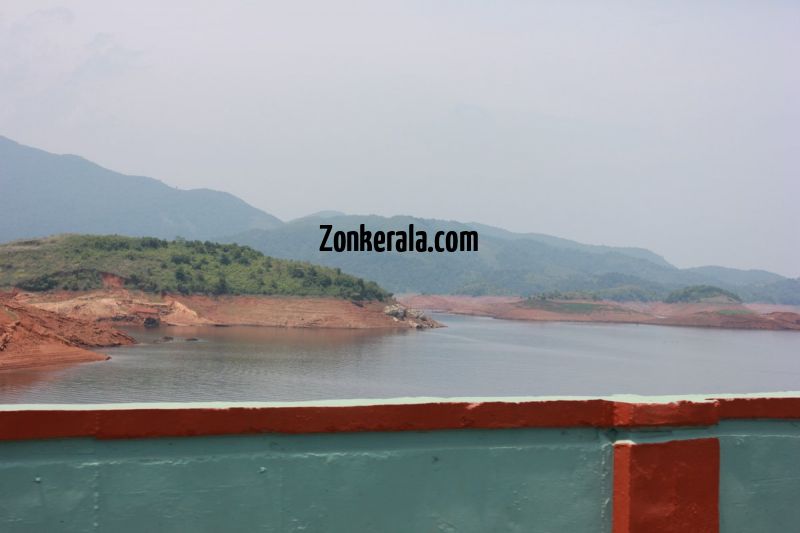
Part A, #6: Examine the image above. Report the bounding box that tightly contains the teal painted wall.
[0,428,612,533]
[718,421,800,533]
[6,419,800,532]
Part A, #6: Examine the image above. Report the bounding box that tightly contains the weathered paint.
[0,399,617,440]
[717,420,800,533]
[613,438,719,533]
[2,394,800,532]
[717,396,800,419]
[0,428,612,533]
[0,396,737,441]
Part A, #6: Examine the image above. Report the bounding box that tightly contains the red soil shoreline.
[2,290,438,371]
[1,294,135,371]
[398,295,800,331]
[16,290,438,330]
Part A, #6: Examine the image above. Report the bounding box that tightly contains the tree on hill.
[664,285,742,304]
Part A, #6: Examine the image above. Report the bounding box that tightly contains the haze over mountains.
[2,136,798,303]
[0,136,281,242]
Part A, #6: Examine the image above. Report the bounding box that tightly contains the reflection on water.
[1,314,800,403]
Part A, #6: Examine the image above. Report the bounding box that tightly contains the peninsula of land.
[399,294,800,331]
[0,235,436,370]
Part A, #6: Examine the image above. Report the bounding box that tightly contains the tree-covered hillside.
[225,214,800,304]
[0,235,389,301]
[664,285,742,303]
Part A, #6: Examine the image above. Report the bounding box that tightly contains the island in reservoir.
[0,235,437,370]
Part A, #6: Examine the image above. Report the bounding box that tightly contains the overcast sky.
[1,1,798,276]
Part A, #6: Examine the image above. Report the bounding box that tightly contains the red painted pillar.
[613,438,719,533]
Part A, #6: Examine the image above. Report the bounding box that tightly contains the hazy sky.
[1,1,798,276]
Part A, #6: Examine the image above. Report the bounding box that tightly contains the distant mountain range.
[224,214,799,303]
[2,135,798,303]
[0,136,281,242]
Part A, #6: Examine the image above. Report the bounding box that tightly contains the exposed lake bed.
[2,313,799,403]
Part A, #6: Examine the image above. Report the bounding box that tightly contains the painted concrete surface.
[717,421,800,533]
[612,421,800,532]
[614,438,719,533]
[4,396,800,532]
[0,428,612,533]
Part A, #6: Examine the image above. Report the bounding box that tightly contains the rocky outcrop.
[383,304,439,329]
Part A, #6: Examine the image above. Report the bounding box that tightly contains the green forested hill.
[224,214,800,304]
[0,235,389,301]
[227,215,684,295]
[664,285,742,303]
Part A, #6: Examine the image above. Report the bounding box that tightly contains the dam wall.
[1,395,799,532]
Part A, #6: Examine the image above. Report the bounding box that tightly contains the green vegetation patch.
[715,309,755,316]
[664,285,742,304]
[521,298,612,314]
[0,235,390,301]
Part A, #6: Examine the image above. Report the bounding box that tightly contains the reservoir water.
[1,314,799,403]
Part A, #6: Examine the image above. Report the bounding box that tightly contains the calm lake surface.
[1,314,799,403]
